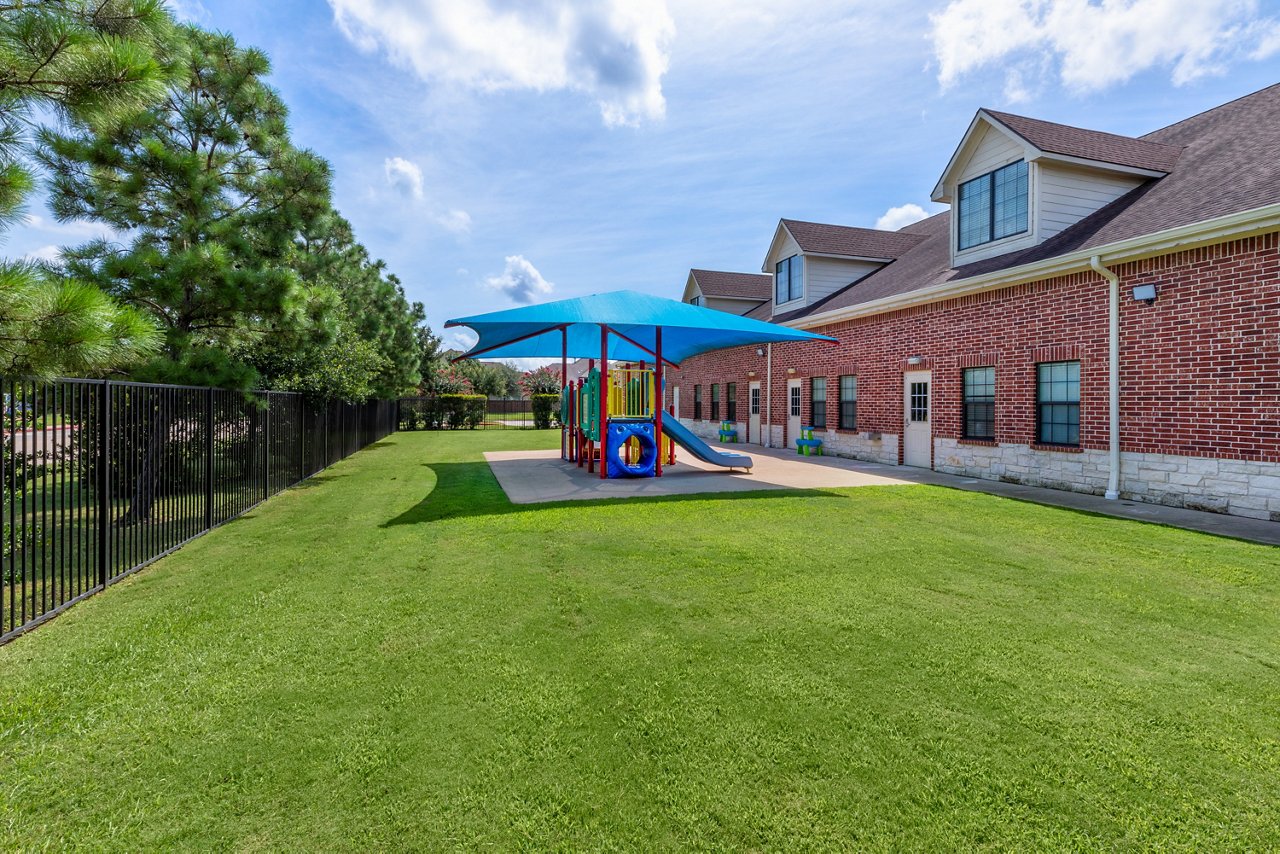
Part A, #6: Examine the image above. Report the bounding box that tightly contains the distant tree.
[0,0,173,376]
[415,323,445,394]
[519,365,562,396]
[39,24,332,388]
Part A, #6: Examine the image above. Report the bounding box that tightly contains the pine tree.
[0,0,173,377]
[38,24,333,388]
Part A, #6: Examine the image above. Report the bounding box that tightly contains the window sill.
[1030,442,1083,453]
[957,438,997,446]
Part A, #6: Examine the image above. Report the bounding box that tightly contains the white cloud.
[436,209,472,235]
[447,328,478,351]
[24,245,61,263]
[875,203,930,232]
[484,255,554,304]
[384,156,424,199]
[327,0,675,126]
[168,0,211,23]
[930,0,1280,94]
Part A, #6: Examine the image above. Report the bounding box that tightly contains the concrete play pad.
[485,443,914,504]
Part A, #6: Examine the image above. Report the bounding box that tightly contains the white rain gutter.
[765,343,773,448]
[1090,255,1121,501]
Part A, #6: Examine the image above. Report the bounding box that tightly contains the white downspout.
[1090,255,1121,500]
[765,344,773,448]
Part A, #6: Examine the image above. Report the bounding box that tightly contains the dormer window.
[957,160,1029,250]
[689,295,701,306]
[775,254,803,304]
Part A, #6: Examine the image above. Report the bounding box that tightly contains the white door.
[748,381,761,444]
[672,386,680,420]
[787,379,802,449]
[903,370,932,468]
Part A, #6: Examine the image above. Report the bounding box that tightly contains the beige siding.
[1039,162,1144,239]
[806,257,881,304]
[955,124,1025,184]
[705,296,762,315]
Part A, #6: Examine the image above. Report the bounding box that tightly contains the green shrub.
[531,393,560,430]
[438,394,487,429]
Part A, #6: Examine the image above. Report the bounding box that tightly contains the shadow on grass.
[381,461,851,526]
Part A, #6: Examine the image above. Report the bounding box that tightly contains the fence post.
[262,393,270,502]
[204,387,214,530]
[96,380,111,588]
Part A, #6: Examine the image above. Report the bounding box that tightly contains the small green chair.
[795,425,823,456]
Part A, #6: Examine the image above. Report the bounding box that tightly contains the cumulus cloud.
[384,156,424,199]
[485,255,554,304]
[327,0,675,126]
[930,0,1280,94]
[875,203,930,232]
[436,209,472,235]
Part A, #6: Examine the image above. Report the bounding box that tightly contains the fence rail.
[2,378,396,644]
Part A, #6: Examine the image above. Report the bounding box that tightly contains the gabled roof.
[690,269,771,301]
[984,109,1183,174]
[790,83,1280,325]
[777,219,927,261]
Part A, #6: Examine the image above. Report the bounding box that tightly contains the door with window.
[748,381,761,444]
[903,370,932,467]
[787,378,802,449]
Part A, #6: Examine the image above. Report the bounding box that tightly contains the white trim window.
[775,255,803,304]
[957,160,1029,250]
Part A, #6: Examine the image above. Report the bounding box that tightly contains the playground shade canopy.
[445,290,836,365]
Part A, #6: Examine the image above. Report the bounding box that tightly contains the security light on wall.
[906,355,924,365]
[756,348,765,357]
[1132,283,1158,304]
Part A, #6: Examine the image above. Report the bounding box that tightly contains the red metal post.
[654,327,663,477]
[599,326,608,479]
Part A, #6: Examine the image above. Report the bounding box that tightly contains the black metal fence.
[397,396,539,430]
[2,378,396,644]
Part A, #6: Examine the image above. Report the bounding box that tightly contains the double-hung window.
[726,383,737,421]
[1037,361,1080,446]
[962,367,995,440]
[693,384,702,420]
[810,377,826,429]
[775,255,803,304]
[957,160,1029,250]
[710,383,720,421]
[838,375,857,430]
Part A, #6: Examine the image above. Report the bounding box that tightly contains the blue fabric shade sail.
[445,290,835,365]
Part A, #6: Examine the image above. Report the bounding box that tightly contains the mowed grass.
[2,430,1279,850]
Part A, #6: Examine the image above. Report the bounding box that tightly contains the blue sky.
[10,0,1280,351]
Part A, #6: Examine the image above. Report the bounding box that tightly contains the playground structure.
[444,290,836,480]
[561,365,678,478]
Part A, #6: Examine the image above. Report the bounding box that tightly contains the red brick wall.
[665,233,1280,463]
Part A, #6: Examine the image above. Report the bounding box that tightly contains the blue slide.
[662,417,753,471]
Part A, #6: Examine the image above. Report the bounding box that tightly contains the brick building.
[667,85,1280,521]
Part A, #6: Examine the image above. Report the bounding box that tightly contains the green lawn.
[2,431,1279,850]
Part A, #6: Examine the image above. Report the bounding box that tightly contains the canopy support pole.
[561,327,568,461]
[603,325,681,370]
[655,326,663,478]
[599,326,608,480]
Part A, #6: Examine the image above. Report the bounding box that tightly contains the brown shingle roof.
[781,219,927,259]
[797,83,1280,321]
[690,269,771,301]
[984,109,1183,173]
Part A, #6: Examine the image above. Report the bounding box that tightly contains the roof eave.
[790,203,1280,331]
[1029,150,1170,179]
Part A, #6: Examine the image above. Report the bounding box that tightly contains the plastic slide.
[661,417,753,471]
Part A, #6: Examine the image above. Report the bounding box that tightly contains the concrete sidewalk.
[485,443,1280,546]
